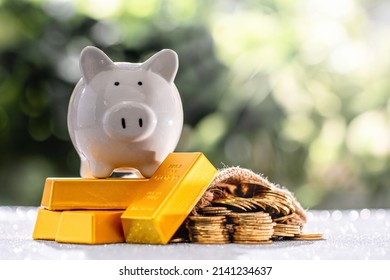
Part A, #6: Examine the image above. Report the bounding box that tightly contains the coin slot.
[121,118,126,129]
[139,118,143,128]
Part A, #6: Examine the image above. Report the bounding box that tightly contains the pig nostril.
[121,118,126,129]
[139,118,143,128]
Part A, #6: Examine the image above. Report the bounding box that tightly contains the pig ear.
[80,46,115,83]
[143,49,178,83]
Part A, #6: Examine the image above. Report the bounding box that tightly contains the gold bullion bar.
[33,208,125,244]
[55,210,125,244]
[121,153,217,244]
[41,153,213,210]
[32,208,62,240]
[41,178,148,210]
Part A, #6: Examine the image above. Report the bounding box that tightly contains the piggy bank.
[68,46,183,178]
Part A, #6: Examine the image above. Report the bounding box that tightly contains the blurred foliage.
[0,0,390,209]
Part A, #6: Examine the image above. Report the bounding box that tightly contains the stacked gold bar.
[33,153,218,244]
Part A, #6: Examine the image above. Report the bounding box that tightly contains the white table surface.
[0,206,389,260]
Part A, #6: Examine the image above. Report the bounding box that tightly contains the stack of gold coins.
[186,216,230,244]
[228,212,274,244]
[199,206,232,216]
[273,223,301,238]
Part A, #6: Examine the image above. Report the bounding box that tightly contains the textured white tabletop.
[0,206,389,260]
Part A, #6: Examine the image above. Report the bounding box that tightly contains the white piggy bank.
[68,46,183,178]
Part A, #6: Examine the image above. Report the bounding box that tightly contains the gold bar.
[33,208,62,240]
[121,153,217,244]
[33,209,125,244]
[41,178,148,210]
[56,210,124,244]
[41,153,215,211]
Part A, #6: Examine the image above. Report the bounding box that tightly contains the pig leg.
[80,158,93,178]
[139,161,160,178]
[89,161,114,178]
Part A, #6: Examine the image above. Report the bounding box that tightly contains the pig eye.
[114,82,120,86]
[138,81,143,86]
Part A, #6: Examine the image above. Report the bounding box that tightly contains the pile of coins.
[229,212,274,244]
[180,168,323,244]
[186,216,230,244]
[182,206,323,244]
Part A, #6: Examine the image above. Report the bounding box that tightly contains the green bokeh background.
[1,0,390,209]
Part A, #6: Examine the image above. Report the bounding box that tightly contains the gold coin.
[202,209,231,213]
[190,226,228,230]
[192,241,229,244]
[189,228,227,233]
[273,229,300,233]
[292,237,323,240]
[273,213,297,222]
[274,228,300,233]
[201,207,232,213]
[234,240,273,244]
[274,223,300,228]
[191,235,229,240]
[190,234,229,238]
[233,236,272,241]
[229,213,271,218]
[272,232,295,237]
[229,214,269,218]
[233,234,273,239]
[233,226,274,232]
[292,232,324,240]
[233,225,274,230]
[188,224,223,228]
[229,217,272,223]
[234,231,274,237]
[188,216,226,221]
[228,212,269,217]
[191,239,230,243]
[273,228,300,234]
[191,238,229,242]
[201,207,228,211]
[233,236,271,241]
[190,230,229,235]
[202,212,232,216]
[233,231,273,236]
[169,237,187,243]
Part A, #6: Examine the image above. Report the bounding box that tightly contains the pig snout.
[103,102,157,142]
